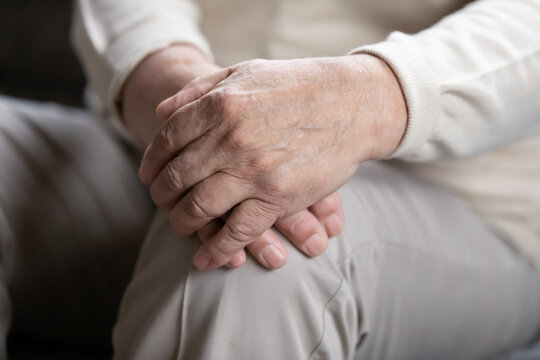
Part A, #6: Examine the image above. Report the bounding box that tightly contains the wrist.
[122,43,216,107]
[348,54,408,160]
[121,44,219,147]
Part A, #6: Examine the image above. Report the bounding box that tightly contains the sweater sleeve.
[350,0,540,161]
[71,0,212,138]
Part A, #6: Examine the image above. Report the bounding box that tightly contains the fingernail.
[193,252,211,270]
[324,214,343,237]
[260,244,286,268]
[303,234,324,257]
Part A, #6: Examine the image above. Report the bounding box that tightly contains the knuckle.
[260,202,283,221]
[220,168,255,190]
[207,88,245,129]
[160,120,179,151]
[290,214,315,235]
[248,199,282,222]
[249,153,275,173]
[164,161,184,191]
[183,194,212,220]
[260,175,293,200]
[221,200,282,248]
[207,88,232,115]
[225,221,255,245]
[225,125,252,151]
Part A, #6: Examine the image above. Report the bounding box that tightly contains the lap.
[114,162,540,360]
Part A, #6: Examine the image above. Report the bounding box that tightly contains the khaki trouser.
[114,165,540,359]
[1,96,539,359]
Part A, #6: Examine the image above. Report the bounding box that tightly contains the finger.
[197,219,246,269]
[149,138,224,210]
[308,192,345,237]
[228,251,247,268]
[246,229,287,269]
[156,67,233,120]
[274,209,329,257]
[196,218,222,240]
[139,103,212,185]
[199,219,286,270]
[192,199,281,270]
[168,171,252,236]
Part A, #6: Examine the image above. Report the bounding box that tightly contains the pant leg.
[113,162,540,360]
[0,96,154,356]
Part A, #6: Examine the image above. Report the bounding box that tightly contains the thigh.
[0,97,154,355]
[332,164,540,360]
[113,162,540,360]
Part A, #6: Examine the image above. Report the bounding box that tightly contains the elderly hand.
[139,54,406,270]
[123,44,345,269]
[199,191,344,269]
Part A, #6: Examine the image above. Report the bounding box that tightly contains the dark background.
[1,1,111,359]
[0,0,86,107]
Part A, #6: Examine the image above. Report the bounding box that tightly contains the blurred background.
[0,0,85,107]
[0,1,125,359]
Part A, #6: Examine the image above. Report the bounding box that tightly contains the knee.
[114,216,351,360]
[176,238,350,359]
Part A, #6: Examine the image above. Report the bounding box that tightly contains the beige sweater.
[72,0,540,268]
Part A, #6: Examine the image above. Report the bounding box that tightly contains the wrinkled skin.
[122,45,349,269]
[138,54,407,270]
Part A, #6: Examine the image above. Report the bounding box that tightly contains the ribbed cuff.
[349,32,441,160]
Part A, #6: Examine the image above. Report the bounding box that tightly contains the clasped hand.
[139,55,406,270]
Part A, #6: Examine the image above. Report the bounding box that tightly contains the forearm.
[121,44,219,147]
[71,0,214,145]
